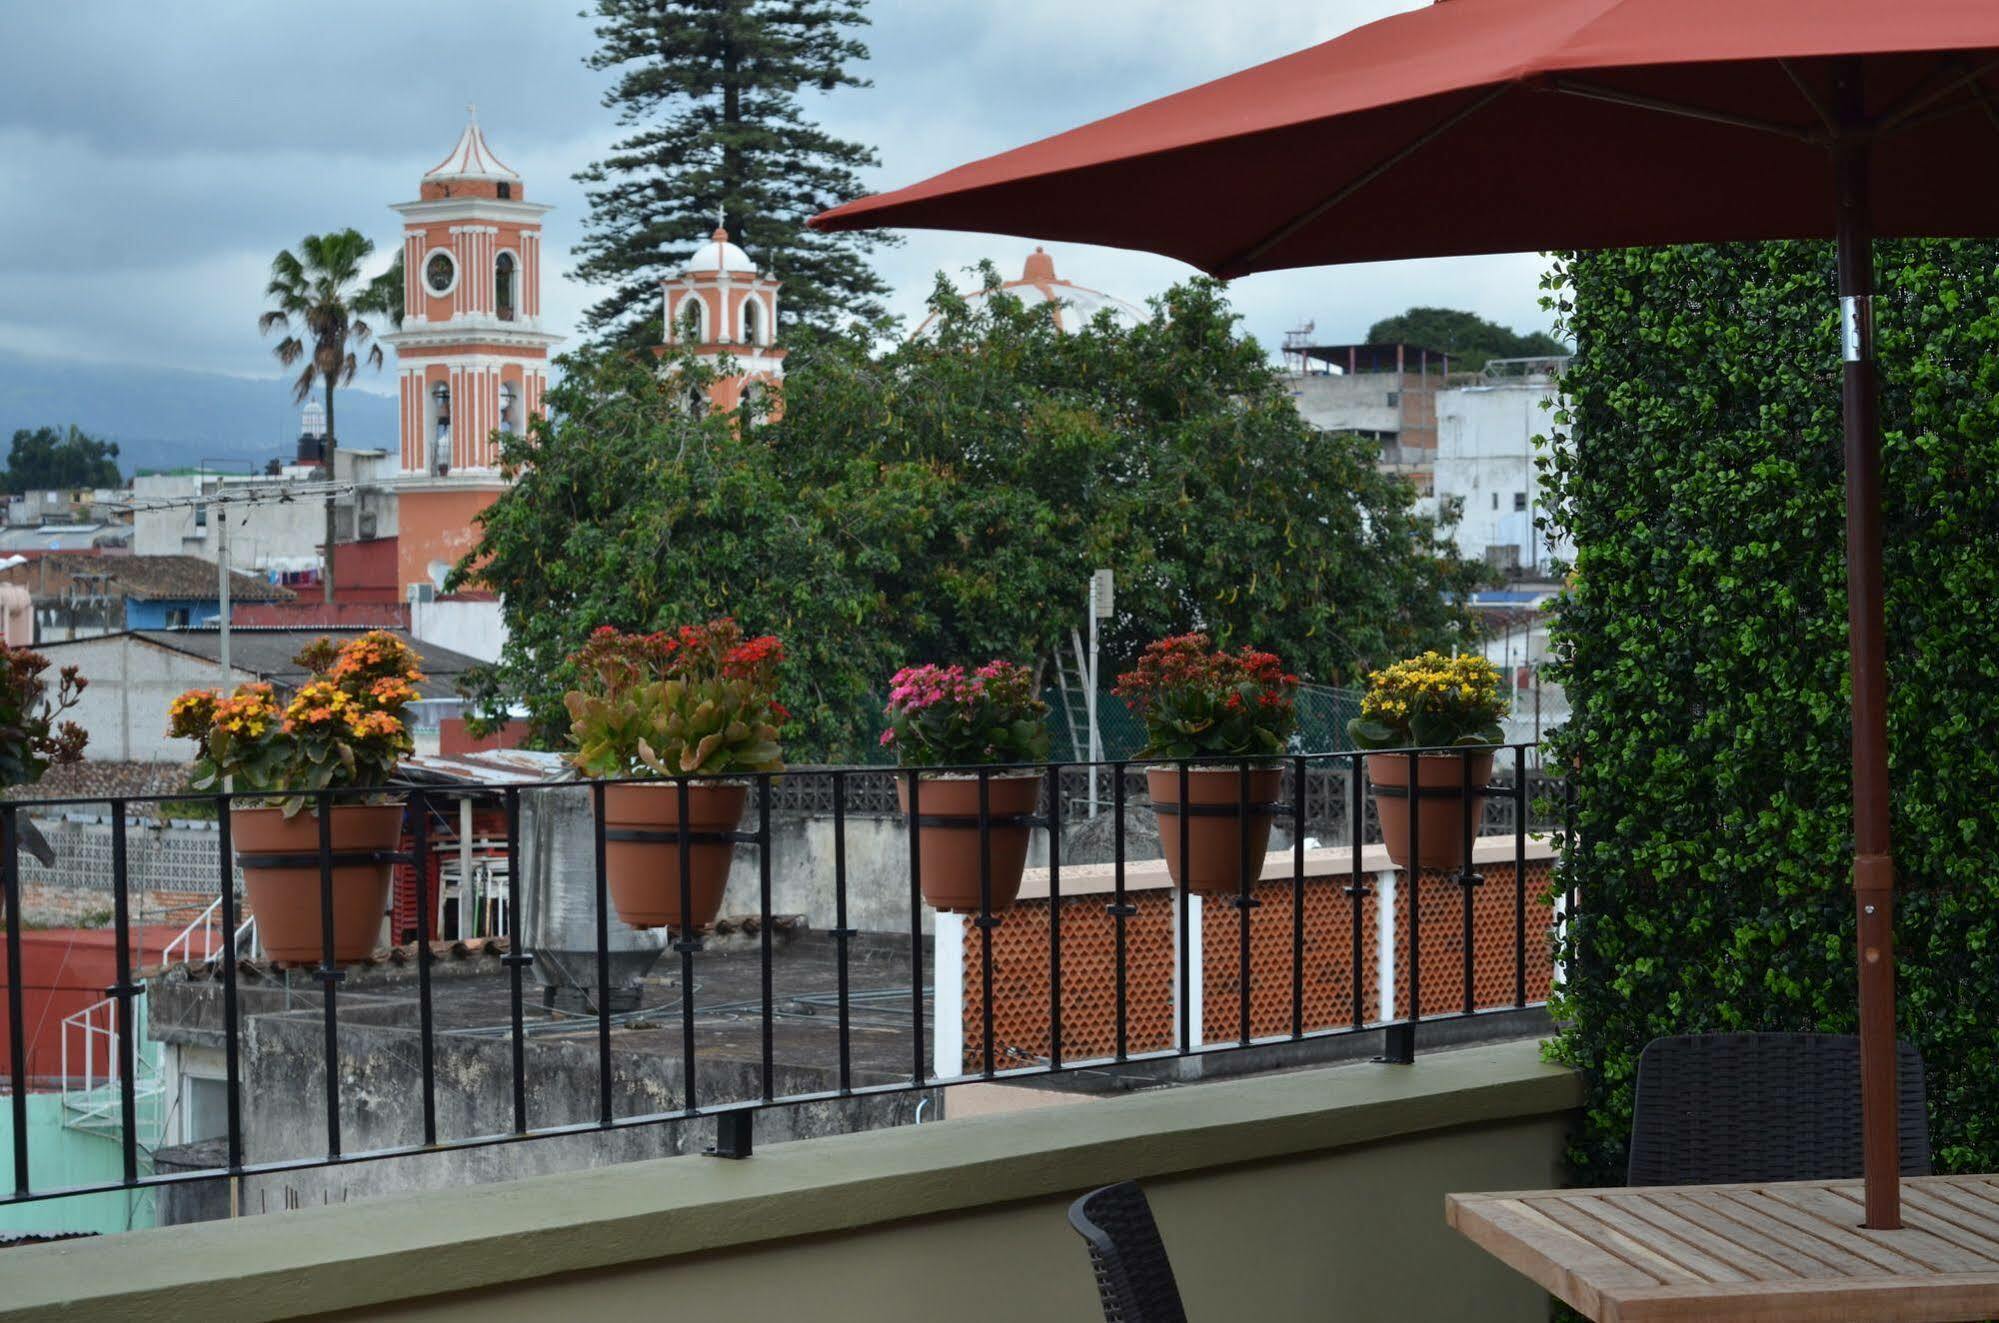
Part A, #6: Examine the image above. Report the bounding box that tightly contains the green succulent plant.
[563,620,785,779]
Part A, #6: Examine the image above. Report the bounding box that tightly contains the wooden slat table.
[1448,1175,1999,1322]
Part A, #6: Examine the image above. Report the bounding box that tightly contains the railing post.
[316,790,344,1158]
[975,767,995,1078]
[1111,763,1132,1062]
[674,775,698,1114]
[709,1109,752,1160]
[832,771,853,1094]
[1458,748,1482,1018]
[1291,755,1306,1040]
[501,786,530,1135]
[760,774,776,1102]
[591,780,611,1127]
[216,790,243,1191]
[906,770,924,1087]
[1347,754,1368,1031]
[1046,760,1063,1071]
[412,788,437,1147]
[1514,745,1529,1009]
[109,800,139,1183]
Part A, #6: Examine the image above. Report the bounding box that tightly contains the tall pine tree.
[574,0,893,343]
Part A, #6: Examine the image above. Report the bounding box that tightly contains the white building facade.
[129,446,398,575]
[1432,359,1573,575]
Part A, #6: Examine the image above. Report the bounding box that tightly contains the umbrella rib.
[1549,79,1821,145]
[1218,84,1510,277]
[1872,55,1999,136]
[1966,79,1999,139]
[1779,59,1839,137]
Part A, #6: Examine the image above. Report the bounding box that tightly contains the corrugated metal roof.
[398,748,572,786]
[129,628,482,701]
[0,553,291,603]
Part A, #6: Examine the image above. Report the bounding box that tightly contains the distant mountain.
[0,350,399,476]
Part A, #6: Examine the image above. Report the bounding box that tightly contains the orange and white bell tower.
[658,225,786,414]
[383,108,560,597]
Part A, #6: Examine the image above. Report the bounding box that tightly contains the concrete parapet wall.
[0,1039,1580,1323]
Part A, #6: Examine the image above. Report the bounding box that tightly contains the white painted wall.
[1284,372,1401,437]
[131,450,399,573]
[34,635,254,763]
[1434,379,1573,571]
[409,597,505,663]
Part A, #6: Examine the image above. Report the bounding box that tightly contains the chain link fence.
[1043,683,1363,762]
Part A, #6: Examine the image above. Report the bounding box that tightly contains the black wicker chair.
[1068,1181,1188,1323]
[1627,1032,1930,1186]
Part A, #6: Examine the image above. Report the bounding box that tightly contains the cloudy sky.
[0,0,1554,394]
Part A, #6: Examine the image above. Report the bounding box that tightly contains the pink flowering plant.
[880,661,1051,768]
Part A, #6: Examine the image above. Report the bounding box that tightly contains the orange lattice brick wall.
[1200,877,1380,1043]
[1389,858,1556,1020]
[960,889,1176,1072]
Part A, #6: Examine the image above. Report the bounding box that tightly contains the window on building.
[430,382,452,474]
[424,251,456,296]
[1514,491,1528,512]
[499,382,519,435]
[495,253,517,322]
[742,296,762,346]
[678,296,706,342]
[166,607,190,629]
[185,1075,230,1142]
[1491,492,1499,510]
[496,182,512,200]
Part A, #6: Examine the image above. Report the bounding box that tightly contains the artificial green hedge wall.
[1543,240,1999,1183]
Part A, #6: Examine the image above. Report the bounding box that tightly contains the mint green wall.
[0,1094,156,1236]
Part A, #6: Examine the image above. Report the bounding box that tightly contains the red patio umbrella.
[814,0,1999,1230]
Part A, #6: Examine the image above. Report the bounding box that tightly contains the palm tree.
[259,231,402,601]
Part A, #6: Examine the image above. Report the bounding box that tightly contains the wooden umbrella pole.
[1834,61,1900,1233]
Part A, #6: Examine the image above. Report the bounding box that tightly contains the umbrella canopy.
[813,0,1999,277]
[815,0,1999,1234]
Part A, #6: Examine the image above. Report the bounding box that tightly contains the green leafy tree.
[1365,306,1568,373]
[2,425,121,491]
[574,0,894,344]
[258,229,400,601]
[1542,240,1999,1184]
[786,272,1486,685]
[458,274,1485,759]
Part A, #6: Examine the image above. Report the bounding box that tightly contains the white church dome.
[683,225,761,276]
[914,248,1146,338]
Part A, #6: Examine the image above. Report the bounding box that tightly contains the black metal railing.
[0,743,1565,1211]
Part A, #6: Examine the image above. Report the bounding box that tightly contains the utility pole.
[215,499,231,686]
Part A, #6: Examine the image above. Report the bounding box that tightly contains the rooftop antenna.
[1283,319,1317,374]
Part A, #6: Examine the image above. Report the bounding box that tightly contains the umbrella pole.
[1834,63,1899,1233]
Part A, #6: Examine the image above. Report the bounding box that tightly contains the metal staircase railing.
[161,895,258,967]
[59,995,166,1149]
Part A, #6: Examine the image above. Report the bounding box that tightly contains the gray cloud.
[0,0,1556,388]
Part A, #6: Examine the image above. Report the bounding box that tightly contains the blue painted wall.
[123,599,221,630]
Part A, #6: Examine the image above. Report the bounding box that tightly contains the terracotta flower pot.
[897,773,1040,914]
[602,782,748,931]
[1146,765,1283,895]
[231,802,404,965]
[1367,750,1495,872]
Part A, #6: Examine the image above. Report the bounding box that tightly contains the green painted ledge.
[0,1039,1580,1322]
